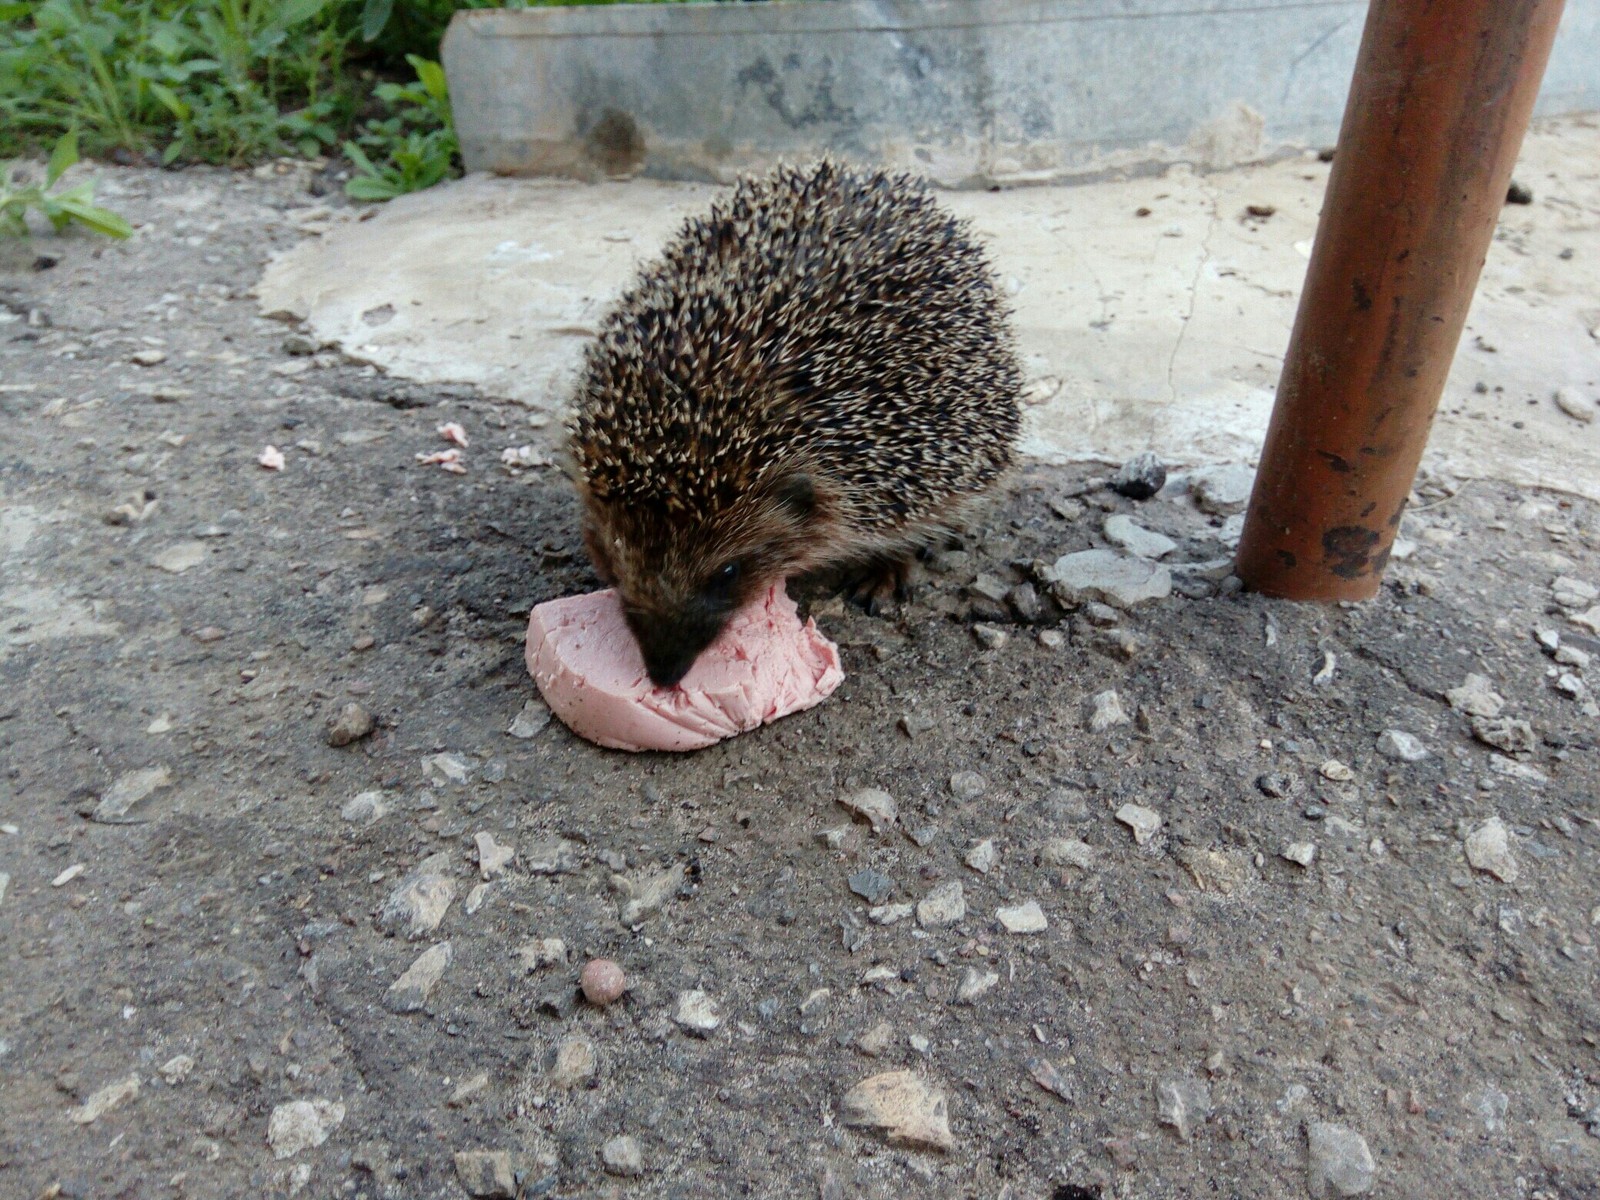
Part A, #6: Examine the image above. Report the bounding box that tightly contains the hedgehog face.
[580,472,823,688]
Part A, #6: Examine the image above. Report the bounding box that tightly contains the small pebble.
[576,966,624,1011]
[840,1070,953,1151]
[1464,816,1519,882]
[1110,451,1168,500]
[1087,688,1130,732]
[956,967,999,1003]
[1281,842,1317,867]
[964,838,997,874]
[949,771,988,801]
[1553,386,1594,422]
[672,989,721,1035]
[601,1135,644,1177]
[838,787,897,833]
[1376,729,1428,762]
[454,1149,516,1198]
[385,941,453,1013]
[848,868,895,904]
[972,623,1008,649]
[325,702,375,747]
[996,900,1047,933]
[1320,759,1354,782]
[1306,1122,1376,1197]
[1116,804,1162,845]
[916,881,966,929]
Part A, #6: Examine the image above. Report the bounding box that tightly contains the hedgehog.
[568,159,1022,688]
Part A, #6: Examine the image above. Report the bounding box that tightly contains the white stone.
[1040,837,1095,870]
[1376,729,1428,762]
[268,1099,345,1159]
[1464,817,1519,882]
[1116,804,1162,845]
[1554,386,1595,422]
[916,881,966,929]
[1087,688,1131,732]
[385,941,453,1012]
[69,1075,141,1124]
[1444,674,1505,719]
[673,989,721,1035]
[964,838,997,874]
[474,832,515,880]
[159,1054,195,1085]
[464,882,491,914]
[838,787,898,832]
[868,902,913,926]
[1190,464,1255,514]
[1306,1122,1376,1197]
[421,752,470,784]
[1103,514,1177,559]
[1281,842,1317,867]
[1045,549,1172,608]
[547,1034,597,1088]
[1569,605,1600,635]
[840,1071,953,1151]
[601,1134,644,1177]
[956,967,1000,1003]
[996,900,1048,933]
[516,938,567,970]
[1155,1076,1212,1141]
[1319,759,1354,782]
[1552,576,1599,608]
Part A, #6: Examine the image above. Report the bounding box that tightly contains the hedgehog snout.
[628,602,732,689]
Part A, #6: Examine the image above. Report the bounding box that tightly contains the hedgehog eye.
[704,561,741,599]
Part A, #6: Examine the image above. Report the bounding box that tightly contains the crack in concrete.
[1167,175,1221,405]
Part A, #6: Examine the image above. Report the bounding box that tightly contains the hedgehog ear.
[774,473,816,522]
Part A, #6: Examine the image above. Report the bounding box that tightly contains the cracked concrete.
[259,115,1600,499]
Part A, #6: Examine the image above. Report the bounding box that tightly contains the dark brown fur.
[569,160,1021,686]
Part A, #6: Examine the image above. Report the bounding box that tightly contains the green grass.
[0,0,752,219]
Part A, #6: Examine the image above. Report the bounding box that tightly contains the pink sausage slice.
[526,584,844,752]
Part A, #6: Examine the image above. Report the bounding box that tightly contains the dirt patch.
[1,165,1597,1200]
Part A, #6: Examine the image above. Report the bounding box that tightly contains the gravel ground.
[2,163,1599,1200]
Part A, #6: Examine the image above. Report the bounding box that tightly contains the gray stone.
[1445,674,1505,718]
[601,1134,644,1177]
[1554,386,1595,422]
[972,623,1009,649]
[377,854,456,940]
[1110,451,1168,500]
[1045,549,1172,608]
[616,862,685,924]
[1281,841,1317,867]
[948,771,988,801]
[340,790,390,825]
[1104,513,1177,559]
[92,765,173,824]
[1306,1122,1376,1198]
[507,699,552,738]
[1471,715,1536,755]
[523,838,578,874]
[385,941,453,1012]
[1040,837,1095,870]
[474,832,516,879]
[1552,576,1598,608]
[1155,1076,1213,1141]
[1191,464,1255,514]
[848,868,895,905]
[454,1149,517,1197]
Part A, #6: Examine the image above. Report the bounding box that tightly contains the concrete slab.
[440,0,1600,187]
[257,115,1600,499]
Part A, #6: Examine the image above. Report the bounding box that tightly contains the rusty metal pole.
[1235,0,1566,600]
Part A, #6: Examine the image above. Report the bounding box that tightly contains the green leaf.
[0,2,33,19]
[411,58,449,106]
[345,174,401,202]
[341,139,380,177]
[361,0,395,42]
[55,195,134,238]
[280,0,334,30]
[148,82,190,120]
[46,129,78,186]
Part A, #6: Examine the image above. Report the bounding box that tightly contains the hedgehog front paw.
[844,556,915,616]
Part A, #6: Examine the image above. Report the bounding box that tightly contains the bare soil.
[2,165,1598,1200]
